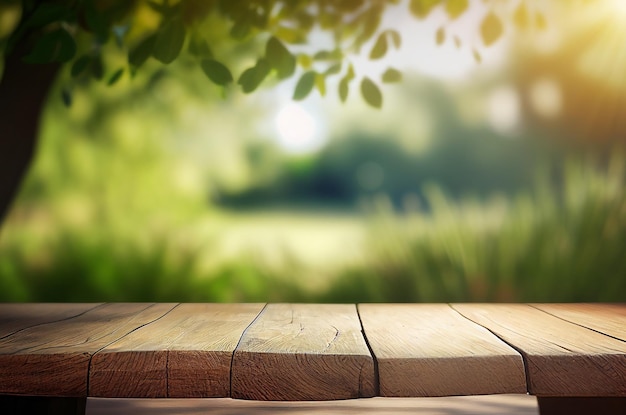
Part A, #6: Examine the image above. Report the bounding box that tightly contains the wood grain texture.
[0,303,101,339]
[532,304,626,341]
[452,304,626,397]
[231,304,375,401]
[358,304,527,397]
[89,303,264,398]
[0,303,175,397]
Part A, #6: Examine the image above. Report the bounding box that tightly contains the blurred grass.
[323,155,626,303]
[0,225,307,302]
[1,154,624,303]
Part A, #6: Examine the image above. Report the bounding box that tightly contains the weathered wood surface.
[89,303,264,398]
[1,303,624,402]
[231,303,375,400]
[359,304,527,397]
[0,303,175,396]
[532,303,626,341]
[452,304,626,397]
[0,303,101,339]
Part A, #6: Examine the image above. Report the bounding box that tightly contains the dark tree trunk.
[0,39,60,228]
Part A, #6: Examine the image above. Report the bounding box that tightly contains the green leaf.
[361,77,382,108]
[481,12,503,46]
[444,0,468,20]
[297,54,313,69]
[336,0,365,12]
[201,59,233,86]
[387,30,401,49]
[85,4,109,42]
[238,58,271,93]
[148,0,182,18]
[250,7,270,29]
[346,63,356,80]
[230,20,251,40]
[355,4,382,47]
[293,71,316,100]
[8,3,73,53]
[129,35,156,68]
[71,56,92,78]
[369,32,388,60]
[188,33,213,58]
[107,68,124,86]
[23,4,72,30]
[61,88,72,108]
[148,1,170,15]
[339,78,349,103]
[153,18,186,64]
[436,27,446,45]
[319,12,342,30]
[315,73,326,97]
[295,12,315,31]
[266,36,296,79]
[23,28,76,63]
[56,31,77,63]
[473,49,482,63]
[314,49,343,61]
[382,68,402,83]
[275,26,307,44]
[90,56,105,80]
[514,2,530,30]
[409,0,441,19]
[338,64,355,103]
[325,63,342,75]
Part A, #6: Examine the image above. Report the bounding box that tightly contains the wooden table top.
[0,303,624,400]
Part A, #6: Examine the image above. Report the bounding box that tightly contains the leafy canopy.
[0,0,552,107]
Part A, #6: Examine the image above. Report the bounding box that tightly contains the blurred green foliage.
[1,150,624,302]
[325,156,626,302]
[1,42,624,304]
[216,81,564,209]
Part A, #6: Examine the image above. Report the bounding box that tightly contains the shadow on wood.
[537,397,626,415]
[0,395,86,415]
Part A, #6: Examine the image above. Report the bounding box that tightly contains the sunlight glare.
[529,78,562,119]
[275,104,322,154]
[574,0,626,91]
[486,85,521,136]
[608,0,626,15]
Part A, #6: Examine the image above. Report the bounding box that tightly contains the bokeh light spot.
[275,104,321,154]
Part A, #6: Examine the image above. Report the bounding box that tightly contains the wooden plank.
[532,304,626,341]
[231,303,375,400]
[0,303,102,339]
[0,303,175,397]
[89,303,265,398]
[358,304,527,397]
[452,304,626,397]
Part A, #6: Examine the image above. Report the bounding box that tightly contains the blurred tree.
[0,0,557,225]
[511,9,626,149]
